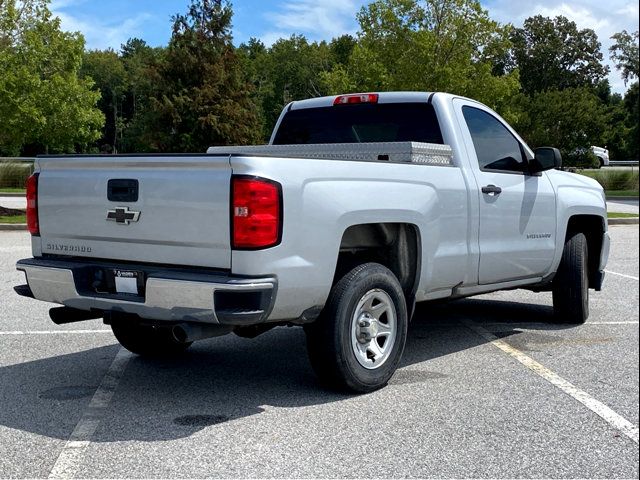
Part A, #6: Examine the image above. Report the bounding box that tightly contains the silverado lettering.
[45,243,92,253]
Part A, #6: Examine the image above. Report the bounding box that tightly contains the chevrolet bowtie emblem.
[107,206,141,225]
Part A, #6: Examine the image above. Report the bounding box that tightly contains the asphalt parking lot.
[0,227,638,478]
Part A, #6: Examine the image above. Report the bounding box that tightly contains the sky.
[50,0,639,94]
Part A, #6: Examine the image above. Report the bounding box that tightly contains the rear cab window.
[273,103,444,145]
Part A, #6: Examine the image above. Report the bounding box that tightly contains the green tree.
[120,39,163,118]
[321,0,520,116]
[621,82,639,158]
[0,0,103,155]
[510,15,609,95]
[513,87,607,166]
[609,30,639,86]
[607,30,639,159]
[246,35,334,139]
[117,39,165,152]
[136,0,261,152]
[329,34,357,66]
[81,49,127,152]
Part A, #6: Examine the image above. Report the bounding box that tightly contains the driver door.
[454,100,557,284]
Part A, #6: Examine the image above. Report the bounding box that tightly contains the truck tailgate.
[36,155,232,269]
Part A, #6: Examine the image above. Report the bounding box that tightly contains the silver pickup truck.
[16,92,610,392]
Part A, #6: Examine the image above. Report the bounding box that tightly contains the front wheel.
[305,263,408,393]
[110,314,192,356]
[553,232,589,324]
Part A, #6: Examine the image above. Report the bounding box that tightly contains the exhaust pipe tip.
[172,324,189,343]
[171,323,233,343]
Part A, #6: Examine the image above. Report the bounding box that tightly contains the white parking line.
[462,319,639,445]
[0,330,112,335]
[588,321,639,325]
[482,321,639,327]
[48,347,131,479]
[606,270,639,281]
[0,246,30,252]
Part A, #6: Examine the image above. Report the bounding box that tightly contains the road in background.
[0,227,638,478]
[607,199,639,215]
[0,196,25,210]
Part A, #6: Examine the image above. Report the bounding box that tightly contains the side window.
[462,106,526,173]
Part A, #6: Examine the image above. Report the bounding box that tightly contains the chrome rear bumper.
[16,258,276,325]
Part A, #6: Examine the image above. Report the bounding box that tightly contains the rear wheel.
[305,263,408,393]
[552,232,589,324]
[110,314,192,356]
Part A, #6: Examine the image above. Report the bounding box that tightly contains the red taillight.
[333,93,379,106]
[26,173,39,235]
[232,177,281,249]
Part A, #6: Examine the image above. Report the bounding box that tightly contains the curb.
[609,218,639,226]
[0,223,27,231]
[0,193,26,197]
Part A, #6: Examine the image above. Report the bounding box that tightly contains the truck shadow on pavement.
[0,298,574,443]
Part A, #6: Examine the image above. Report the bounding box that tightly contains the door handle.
[481,185,502,195]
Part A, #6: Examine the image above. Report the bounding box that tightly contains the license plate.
[113,270,140,295]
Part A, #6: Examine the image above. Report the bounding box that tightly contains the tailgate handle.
[108,179,139,202]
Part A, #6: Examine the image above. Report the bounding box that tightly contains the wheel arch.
[564,214,606,289]
[335,223,421,315]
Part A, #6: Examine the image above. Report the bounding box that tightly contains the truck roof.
[290,92,440,110]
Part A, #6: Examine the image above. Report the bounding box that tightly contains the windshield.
[272,103,444,145]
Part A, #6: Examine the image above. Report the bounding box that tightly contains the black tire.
[110,314,192,356]
[552,232,589,324]
[305,263,408,393]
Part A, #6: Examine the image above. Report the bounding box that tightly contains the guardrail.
[609,160,639,167]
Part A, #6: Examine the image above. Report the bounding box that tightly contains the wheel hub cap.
[350,289,397,370]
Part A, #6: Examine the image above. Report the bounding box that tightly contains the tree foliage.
[513,87,607,166]
[239,35,340,140]
[0,0,103,155]
[619,82,639,158]
[609,30,639,86]
[132,0,261,152]
[510,15,609,95]
[320,0,520,115]
[1,0,637,161]
[81,49,127,152]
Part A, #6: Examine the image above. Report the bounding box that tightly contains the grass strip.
[0,188,26,194]
[0,215,26,224]
[606,190,639,198]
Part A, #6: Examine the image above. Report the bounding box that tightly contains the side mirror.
[531,147,562,173]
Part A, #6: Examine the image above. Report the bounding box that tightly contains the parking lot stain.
[39,385,97,401]
[390,369,447,385]
[173,414,230,427]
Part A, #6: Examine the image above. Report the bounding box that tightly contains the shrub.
[0,162,34,189]
[580,169,639,192]
[563,149,600,169]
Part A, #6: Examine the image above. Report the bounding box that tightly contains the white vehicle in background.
[591,146,610,168]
